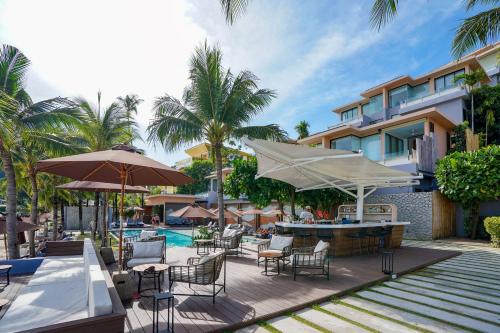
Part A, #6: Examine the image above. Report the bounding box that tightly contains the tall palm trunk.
[28,168,38,257]
[289,185,296,218]
[471,92,475,134]
[52,196,58,241]
[78,196,84,235]
[470,202,480,240]
[0,143,19,259]
[60,199,65,231]
[93,192,100,240]
[214,144,225,230]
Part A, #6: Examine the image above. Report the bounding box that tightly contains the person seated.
[36,241,47,257]
[56,225,71,241]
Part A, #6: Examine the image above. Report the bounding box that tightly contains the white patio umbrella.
[242,137,422,221]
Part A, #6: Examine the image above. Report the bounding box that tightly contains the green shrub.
[484,217,500,247]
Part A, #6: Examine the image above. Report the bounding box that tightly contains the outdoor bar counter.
[275,221,409,256]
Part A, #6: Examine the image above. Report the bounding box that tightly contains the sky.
[0,0,485,165]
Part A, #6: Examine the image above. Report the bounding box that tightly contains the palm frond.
[231,124,288,142]
[370,0,399,31]
[220,0,249,25]
[0,45,30,95]
[452,8,500,58]
[21,98,81,131]
[465,0,500,10]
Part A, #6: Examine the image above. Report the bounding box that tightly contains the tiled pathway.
[236,240,500,333]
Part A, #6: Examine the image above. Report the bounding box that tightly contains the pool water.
[119,229,193,247]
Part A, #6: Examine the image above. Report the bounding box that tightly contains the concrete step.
[357,290,500,333]
[447,257,500,269]
[342,296,469,333]
[320,302,420,333]
[405,275,500,297]
[396,277,500,305]
[295,308,370,333]
[235,324,271,333]
[425,267,500,284]
[384,281,500,313]
[426,265,500,281]
[372,286,500,325]
[268,315,320,333]
[415,272,500,291]
[433,262,500,276]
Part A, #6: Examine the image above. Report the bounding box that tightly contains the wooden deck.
[121,243,460,333]
[0,275,30,320]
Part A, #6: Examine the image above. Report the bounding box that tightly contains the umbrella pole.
[103,192,108,247]
[118,169,128,271]
[3,233,7,259]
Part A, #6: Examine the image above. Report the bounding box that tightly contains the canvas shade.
[239,209,264,215]
[57,181,149,193]
[0,220,38,234]
[211,208,241,220]
[262,209,284,215]
[242,137,421,220]
[170,205,216,219]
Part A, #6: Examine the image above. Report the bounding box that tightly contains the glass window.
[341,107,357,122]
[408,82,429,100]
[330,136,360,152]
[360,134,381,161]
[389,85,408,108]
[362,94,383,115]
[385,133,404,157]
[435,69,465,92]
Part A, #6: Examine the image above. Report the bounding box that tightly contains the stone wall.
[64,206,108,231]
[365,192,433,240]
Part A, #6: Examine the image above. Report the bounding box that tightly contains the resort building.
[299,43,500,192]
[174,142,251,170]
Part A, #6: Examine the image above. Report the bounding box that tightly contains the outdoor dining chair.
[292,240,330,280]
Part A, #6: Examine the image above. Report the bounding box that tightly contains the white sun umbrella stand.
[242,137,422,222]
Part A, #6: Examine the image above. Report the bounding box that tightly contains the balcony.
[399,86,466,113]
[328,116,363,130]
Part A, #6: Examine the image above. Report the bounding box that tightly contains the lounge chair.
[168,251,226,304]
[123,236,166,270]
[257,235,293,269]
[213,227,243,256]
[292,240,330,280]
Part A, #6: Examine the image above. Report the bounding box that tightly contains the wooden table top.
[0,265,12,270]
[194,239,213,243]
[132,263,168,273]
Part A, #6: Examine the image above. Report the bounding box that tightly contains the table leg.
[265,257,268,276]
[277,258,280,275]
[137,273,142,294]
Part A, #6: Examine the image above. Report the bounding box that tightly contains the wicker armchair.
[213,230,243,256]
[257,237,293,270]
[168,251,226,304]
[292,243,330,280]
[123,235,166,270]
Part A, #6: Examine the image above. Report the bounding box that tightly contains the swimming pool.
[117,229,193,247]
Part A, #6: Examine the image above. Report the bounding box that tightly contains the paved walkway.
[236,239,500,333]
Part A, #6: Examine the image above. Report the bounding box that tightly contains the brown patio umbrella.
[37,147,192,270]
[0,217,38,259]
[57,181,150,247]
[170,204,216,219]
[211,208,241,220]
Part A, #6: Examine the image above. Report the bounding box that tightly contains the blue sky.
[0,0,487,164]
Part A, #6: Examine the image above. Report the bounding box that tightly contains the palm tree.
[455,68,487,133]
[295,120,310,140]
[220,0,249,25]
[0,45,80,258]
[117,94,143,145]
[76,92,139,239]
[370,0,500,58]
[147,42,287,228]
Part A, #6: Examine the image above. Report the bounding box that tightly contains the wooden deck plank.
[121,243,459,333]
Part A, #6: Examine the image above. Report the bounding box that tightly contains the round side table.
[194,239,213,255]
[259,251,283,276]
[132,263,169,297]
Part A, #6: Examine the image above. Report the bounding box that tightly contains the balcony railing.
[328,116,363,130]
[400,86,464,108]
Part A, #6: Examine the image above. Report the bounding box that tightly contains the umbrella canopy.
[262,209,284,215]
[170,204,216,219]
[37,147,192,270]
[211,208,241,220]
[57,181,150,193]
[242,137,421,220]
[36,149,192,186]
[240,209,264,215]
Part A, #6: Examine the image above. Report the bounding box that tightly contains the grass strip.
[389,280,500,307]
[352,294,479,333]
[312,304,379,333]
[367,288,498,330]
[290,313,332,333]
[339,301,433,333]
[257,321,282,333]
[404,275,500,297]
[425,267,500,282]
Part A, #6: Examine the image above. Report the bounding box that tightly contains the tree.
[220,0,249,25]
[147,42,286,229]
[295,120,310,140]
[296,188,350,219]
[117,94,143,145]
[224,157,290,210]
[436,145,500,239]
[473,84,500,145]
[0,45,80,258]
[176,159,214,195]
[455,68,486,133]
[370,0,500,58]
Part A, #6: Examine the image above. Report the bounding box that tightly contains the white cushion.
[132,241,164,258]
[222,228,238,238]
[88,270,113,317]
[197,250,224,265]
[127,257,162,267]
[269,235,293,251]
[140,230,157,240]
[314,240,329,253]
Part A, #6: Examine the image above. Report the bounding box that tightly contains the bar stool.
[346,228,369,255]
[366,227,384,253]
[276,225,292,236]
[316,229,335,256]
[293,228,313,247]
[153,292,174,333]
